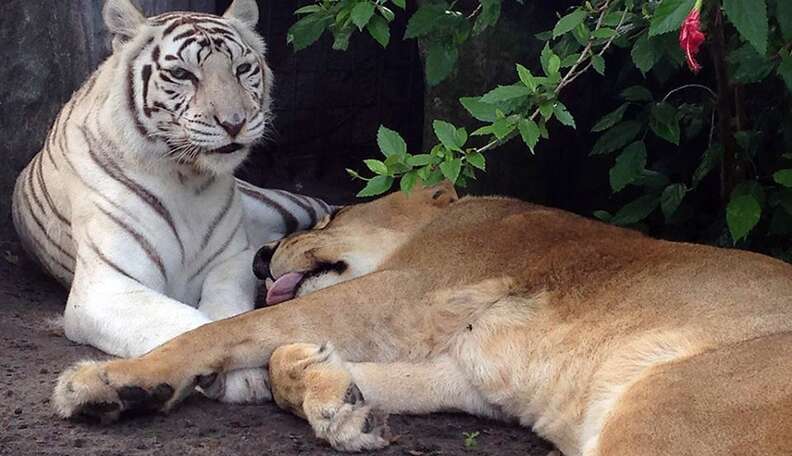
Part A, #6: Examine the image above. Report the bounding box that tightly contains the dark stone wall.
[0,0,217,240]
[1,2,92,238]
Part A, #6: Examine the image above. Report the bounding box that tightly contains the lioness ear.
[103,0,145,51]
[425,180,458,207]
[223,0,260,28]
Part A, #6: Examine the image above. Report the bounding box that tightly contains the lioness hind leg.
[269,343,391,452]
[595,333,792,456]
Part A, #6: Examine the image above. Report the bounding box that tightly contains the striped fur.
[12,0,331,402]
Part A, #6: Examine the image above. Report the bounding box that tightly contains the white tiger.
[11,0,332,402]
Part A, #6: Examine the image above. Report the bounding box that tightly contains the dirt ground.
[0,241,553,456]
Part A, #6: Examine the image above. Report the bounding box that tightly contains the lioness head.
[104,0,272,174]
[254,182,459,305]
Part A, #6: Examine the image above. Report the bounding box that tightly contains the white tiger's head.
[104,0,272,174]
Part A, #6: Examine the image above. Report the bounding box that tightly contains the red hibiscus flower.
[679,7,706,73]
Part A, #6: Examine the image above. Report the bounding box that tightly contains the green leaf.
[357,175,394,197]
[288,15,331,51]
[367,15,390,47]
[460,97,497,122]
[474,0,502,34]
[728,43,774,83]
[480,85,532,103]
[592,27,617,39]
[553,9,587,38]
[649,0,695,36]
[540,44,558,76]
[471,125,495,136]
[778,56,792,94]
[661,183,687,219]
[294,5,322,15]
[571,24,590,44]
[332,28,352,51]
[631,34,661,74]
[561,53,582,68]
[493,117,516,139]
[773,169,792,187]
[593,210,612,222]
[377,125,407,157]
[591,122,643,155]
[726,194,762,242]
[456,127,468,148]
[433,120,463,151]
[592,104,629,132]
[400,170,418,193]
[547,55,561,76]
[518,118,540,152]
[591,55,606,75]
[609,141,647,192]
[732,180,766,206]
[621,85,653,102]
[391,0,406,9]
[611,194,660,226]
[635,169,671,190]
[351,1,376,30]
[425,41,458,86]
[407,154,434,166]
[439,159,463,182]
[553,103,576,129]
[723,0,768,55]
[467,151,486,170]
[516,64,537,91]
[778,0,792,41]
[404,4,443,39]
[377,5,395,22]
[692,145,723,187]
[649,102,680,145]
[364,159,389,175]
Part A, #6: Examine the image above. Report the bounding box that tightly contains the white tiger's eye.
[169,67,196,81]
[236,63,252,76]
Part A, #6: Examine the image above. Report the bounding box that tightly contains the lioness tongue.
[265,272,305,306]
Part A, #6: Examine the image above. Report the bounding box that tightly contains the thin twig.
[662,84,717,102]
[467,4,482,20]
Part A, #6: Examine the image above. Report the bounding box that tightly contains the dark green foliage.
[289,0,792,261]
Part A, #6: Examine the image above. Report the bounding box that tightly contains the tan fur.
[54,184,792,455]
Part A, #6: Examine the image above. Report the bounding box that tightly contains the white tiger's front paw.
[198,367,271,403]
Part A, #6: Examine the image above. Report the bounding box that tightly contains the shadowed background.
[0,0,600,243]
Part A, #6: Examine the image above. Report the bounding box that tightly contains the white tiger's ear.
[223,0,259,29]
[103,0,145,49]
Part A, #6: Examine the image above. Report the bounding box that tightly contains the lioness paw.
[270,343,391,452]
[53,359,182,423]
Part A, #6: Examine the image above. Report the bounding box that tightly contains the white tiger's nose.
[215,114,246,138]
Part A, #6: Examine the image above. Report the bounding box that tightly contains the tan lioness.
[54,183,792,455]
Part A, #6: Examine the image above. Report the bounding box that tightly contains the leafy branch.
[348,0,635,197]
